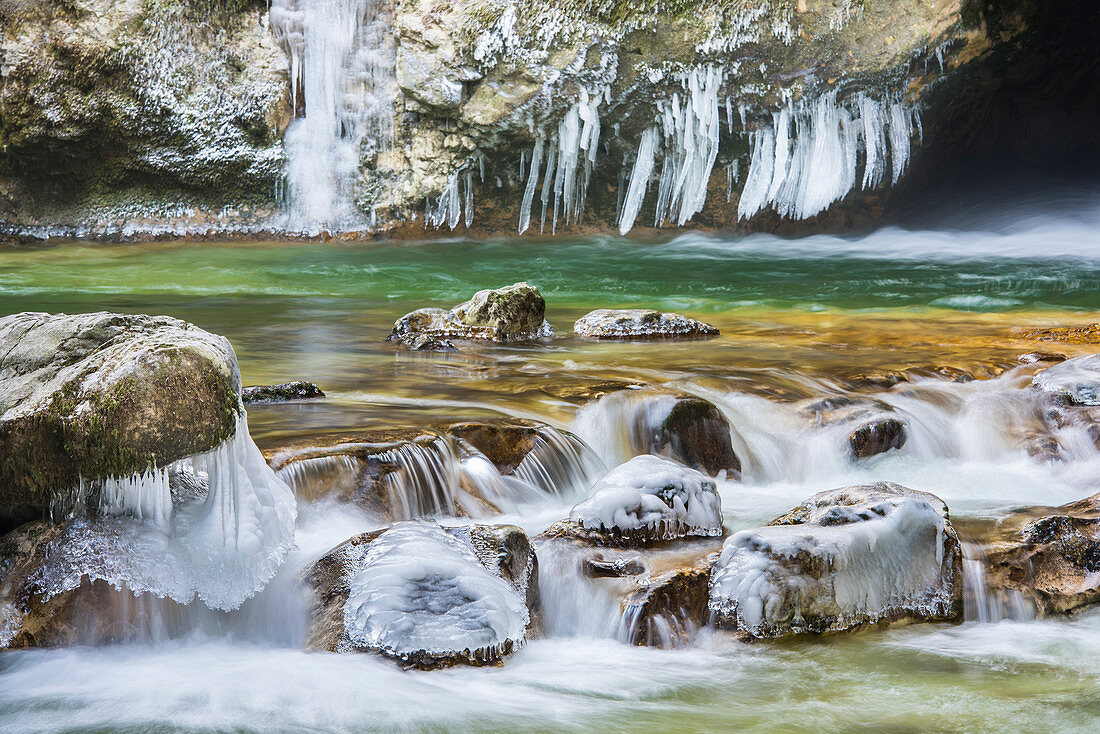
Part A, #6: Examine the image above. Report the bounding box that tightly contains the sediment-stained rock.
[388,283,552,345]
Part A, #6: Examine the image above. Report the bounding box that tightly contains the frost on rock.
[566,455,722,545]
[573,309,718,339]
[341,521,530,665]
[737,92,919,221]
[708,482,962,638]
[1033,354,1100,406]
[24,412,297,612]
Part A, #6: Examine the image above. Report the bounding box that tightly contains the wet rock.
[980,493,1100,616]
[797,396,908,460]
[303,520,537,668]
[242,381,325,404]
[549,455,722,547]
[583,555,647,579]
[407,334,457,352]
[620,556,716,648]
[574,388,740,477]
[1033,354,1100,405]
[0,312,241,532]
[573,310,718,340]
[1018,352,1067,364]
[388,283,552,345]
[709,482,963,638]
[1021,323,1100,344]
[446,420,542,474]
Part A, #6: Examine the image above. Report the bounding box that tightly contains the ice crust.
[1033,354,1100,406]
[568,455,722,542]
[343,521,529,662]
[709,485,956,637]
[29,412,297,612]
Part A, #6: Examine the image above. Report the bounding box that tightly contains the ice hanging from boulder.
[28,412,297,612]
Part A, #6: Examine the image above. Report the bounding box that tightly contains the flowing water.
[3,190,1100,731]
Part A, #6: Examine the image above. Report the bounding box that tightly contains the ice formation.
[28,412,297,612]
[737,92,919,221]
[708,484,958,637]
[1033,354,1100,405]
[343,521,529,662]
[568,455,722,542]
[270,0,396,232]
[519,90,603,233]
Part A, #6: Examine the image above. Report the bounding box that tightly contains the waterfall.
[270,0,396,233]
[961,542,1036,623]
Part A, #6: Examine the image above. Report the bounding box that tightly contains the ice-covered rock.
[1033,354,1100,405]
[573,310,719,340]
[0,312,296,614]
[561,455,722,545]
[304,520,537,667]
[709,482,962,638]
[574,388,740,476]
[388,282,553,345]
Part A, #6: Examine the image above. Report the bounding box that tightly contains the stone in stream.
[574,388,741,477]
[1033,354,1100,406]
[547,455,723,546]
[573,310,718,340]
[242,380,325,404]
[303,520,537,668]
[388,282,552,346]
[619,554,717,648]
[0,311,297,614]
[971,493,1100,617]
[1021,323,1100,344]
[796,395,907,460]
[708,482,963,638]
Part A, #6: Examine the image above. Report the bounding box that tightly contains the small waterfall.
[535,541,625,638]
[961,542,1036,623]
[270,0,396,232]
[510,426,606,500]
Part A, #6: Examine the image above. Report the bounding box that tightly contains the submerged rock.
[1022,323,1100,344]
[242,381,325,403]
[0,312,240,531]
[553,455,722,546]
[304,520,537,667]
[797,396,908,460]
[573,310,718,340]
[574,388,740,477]
[709,482,962,638]
[388,283,552,345]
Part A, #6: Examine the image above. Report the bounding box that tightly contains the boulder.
[242,381,325,404]
[573,310,718,340]
[619,555,716,648]
[0,312,240,532]
[551,455,722,546]
[977,493,1100,616]
[303,520,537,667]
[709,482,963,638]
[388,283,552,346]
[574,388,740,477]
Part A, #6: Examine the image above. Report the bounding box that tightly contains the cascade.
[960,542,1036,623]
[270,0,396,232]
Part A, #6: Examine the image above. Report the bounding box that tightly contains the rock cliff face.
[0,0,1089,238]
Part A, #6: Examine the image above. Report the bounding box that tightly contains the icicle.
[618,127,658,235]
[519,136,545,234]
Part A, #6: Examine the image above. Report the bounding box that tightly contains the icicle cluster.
[737,92,920,221]
[618,67,722,234]
[426,171,477,230]
[518,89,604,234]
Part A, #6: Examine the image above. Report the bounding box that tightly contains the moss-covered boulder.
[388,282,553,345]
[0,311,241,531]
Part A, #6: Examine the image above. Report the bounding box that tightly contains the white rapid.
[270,0,396,232]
